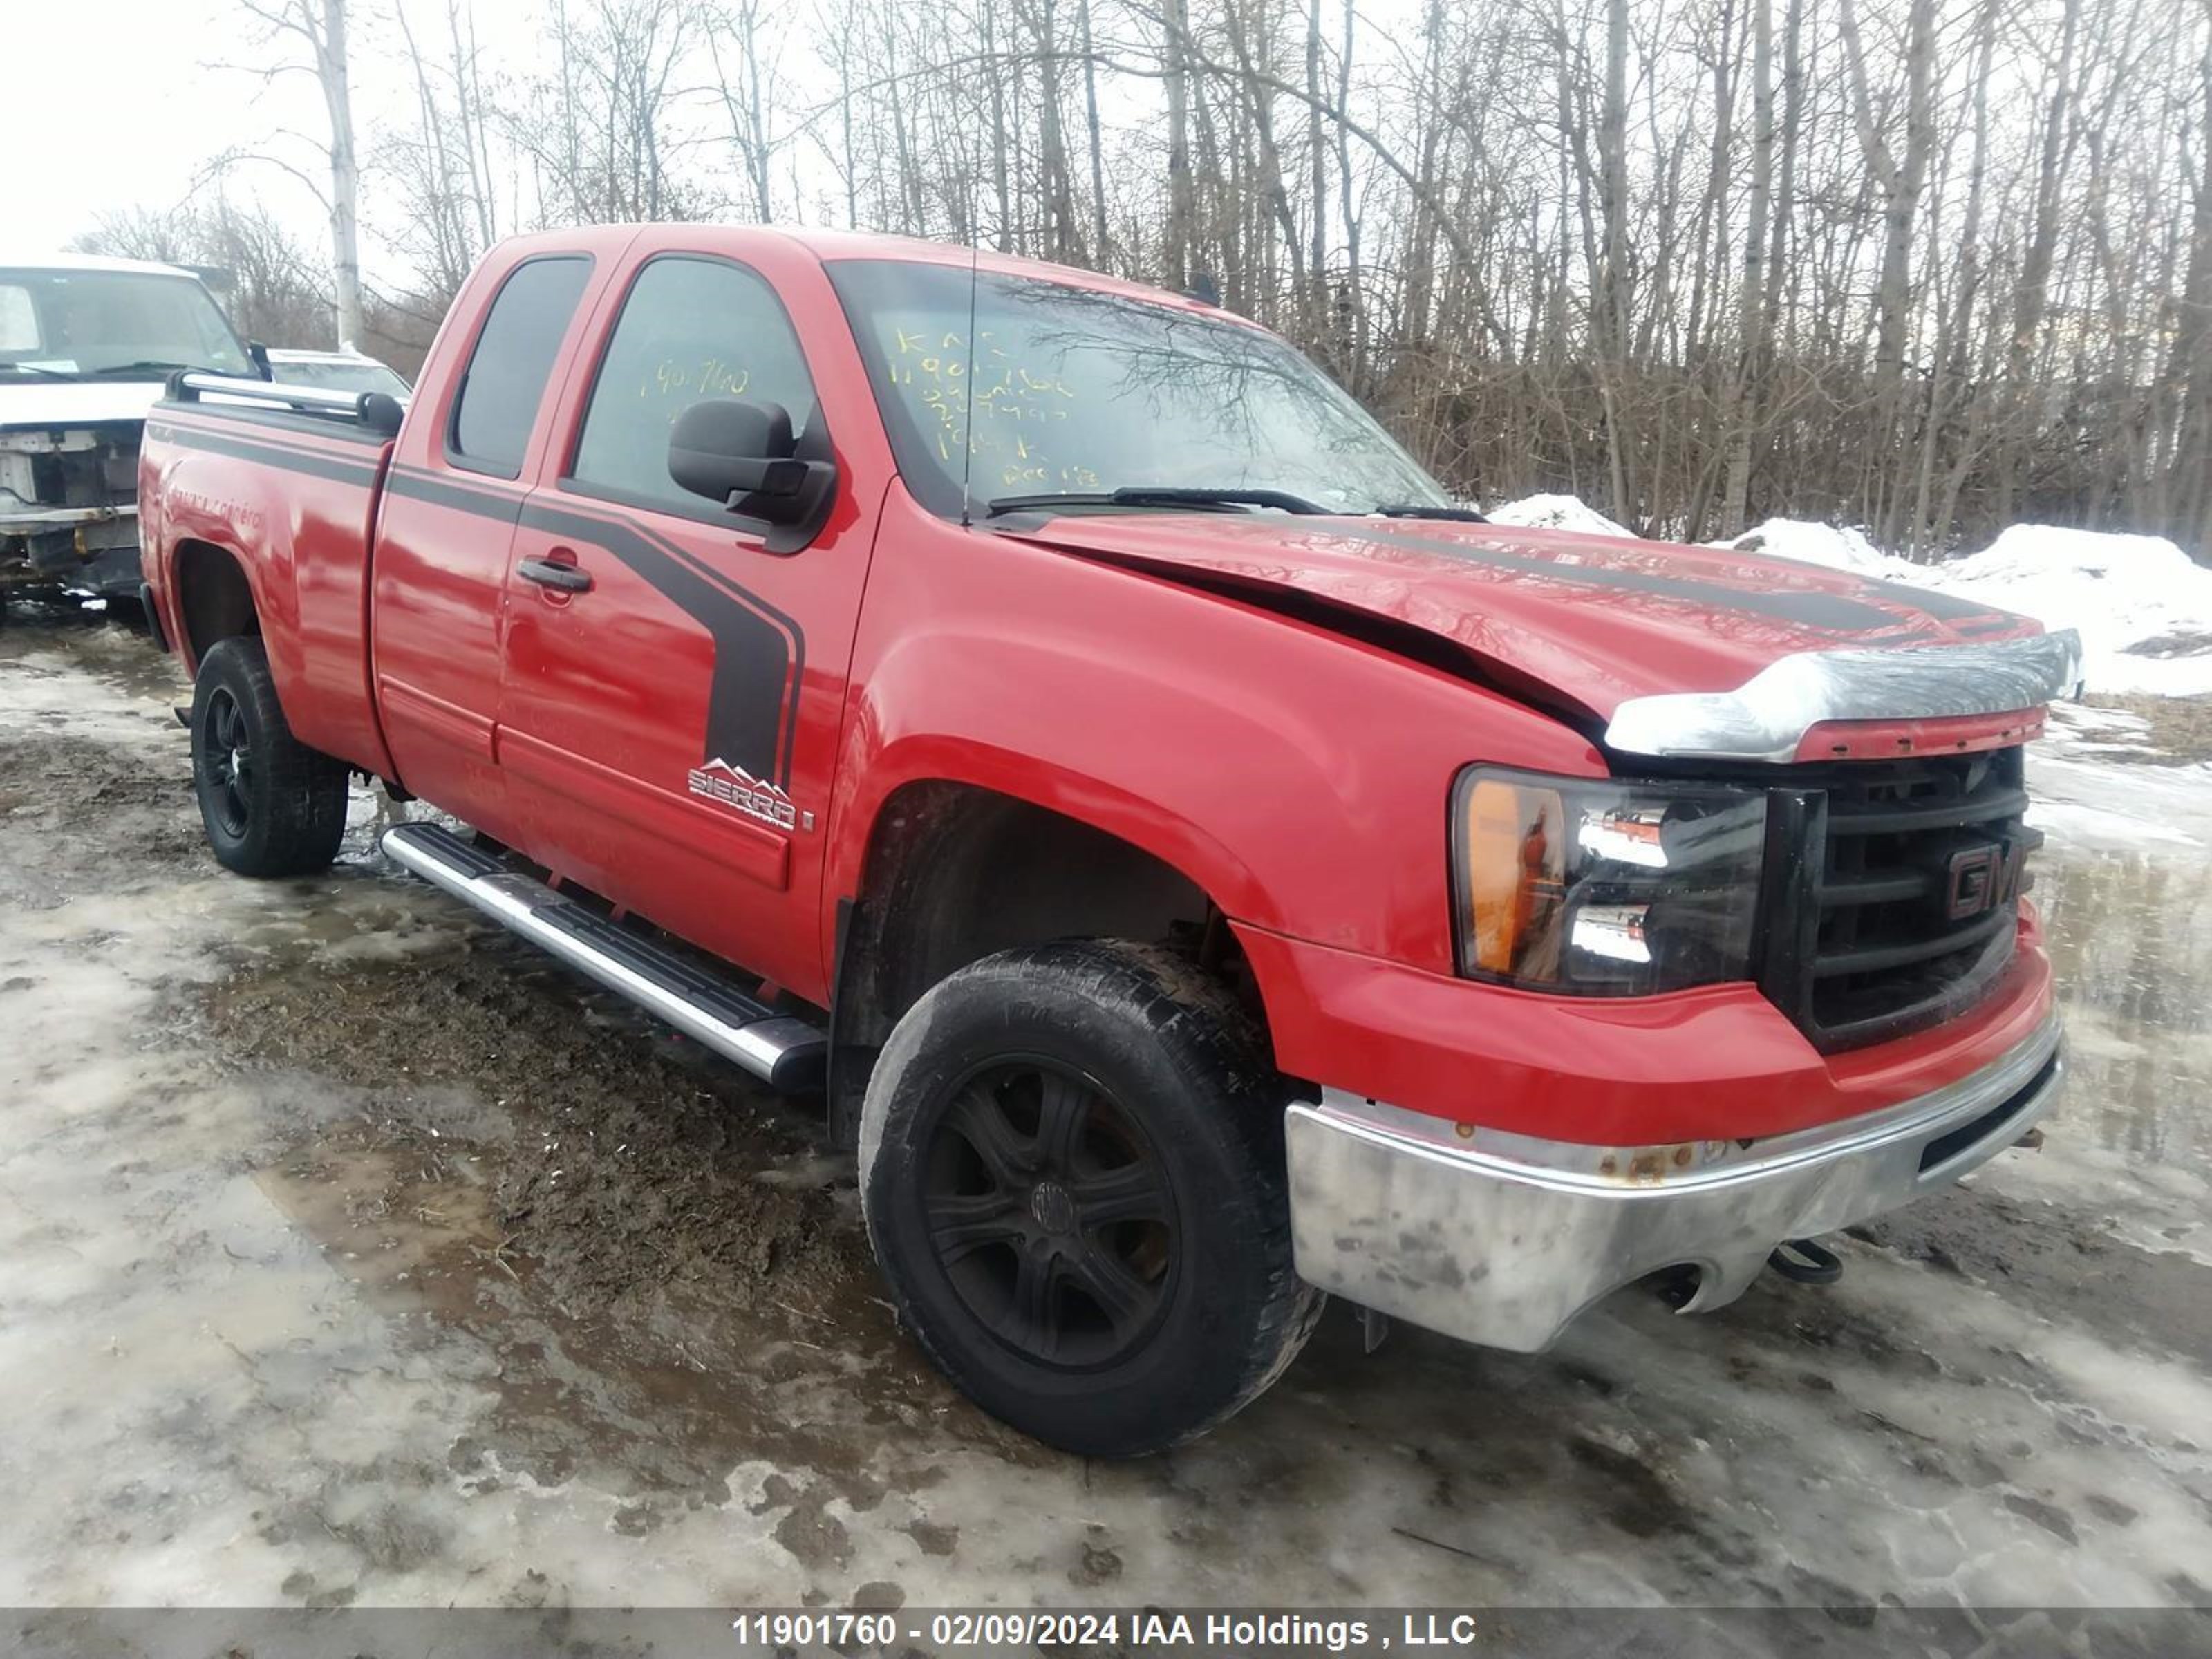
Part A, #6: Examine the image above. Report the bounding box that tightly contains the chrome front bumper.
[1284,1015,2063,1353]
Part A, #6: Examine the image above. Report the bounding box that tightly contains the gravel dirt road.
[3,606,2210,1620]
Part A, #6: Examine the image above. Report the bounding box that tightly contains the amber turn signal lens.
[1450,765,1766,993]
[1461,778,1566,977]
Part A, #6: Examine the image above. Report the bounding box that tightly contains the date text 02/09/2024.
[725,1610,1494,1651]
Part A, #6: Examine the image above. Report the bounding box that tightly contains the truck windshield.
[828,259,1447,519]
[0,267,252,379]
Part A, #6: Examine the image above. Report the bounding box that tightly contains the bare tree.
[161,0,2212,560]
[706,0,782,220]
[79,198,332,346]
[230,0,367,347]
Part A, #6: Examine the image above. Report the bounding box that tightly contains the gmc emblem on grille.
[1945,841,2025,921]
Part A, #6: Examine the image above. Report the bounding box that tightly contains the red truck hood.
[1008,514,2041,723]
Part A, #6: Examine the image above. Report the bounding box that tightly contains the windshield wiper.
[0,361,77,380]
[1372,503,1489,523]
[984,485,1329,519]
[86,359,218,378]
[1110,485,1328,514]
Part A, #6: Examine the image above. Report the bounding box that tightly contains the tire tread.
[859,937,1322,1456]
[191,637,348,877]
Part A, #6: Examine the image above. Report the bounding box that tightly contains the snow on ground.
[1716,518,2212,695]
[1486,493,1633,537]
[1706,517,1918,579]
[1921,526,2212,697]
[2033,705,2211,850]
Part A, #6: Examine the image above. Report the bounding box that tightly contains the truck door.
[496,249,876,1002]
[368,252,598,843]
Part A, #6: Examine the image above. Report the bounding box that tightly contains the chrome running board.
[379,822,825,1091]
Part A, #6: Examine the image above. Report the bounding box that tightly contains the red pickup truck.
[138,224,2075,1456]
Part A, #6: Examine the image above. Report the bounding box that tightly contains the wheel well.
[175,539,260,666]
[827,781,1265,1145]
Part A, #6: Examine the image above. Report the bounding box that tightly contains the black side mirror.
[359,391,406,438]
[669,398,836,551]
[247,341,274,381]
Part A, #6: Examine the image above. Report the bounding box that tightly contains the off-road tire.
[190,637,349,877]
[859,939,1322,1457]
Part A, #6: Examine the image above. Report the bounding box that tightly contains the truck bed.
[140,392,400,780]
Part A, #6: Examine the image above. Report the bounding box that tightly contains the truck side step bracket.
[379,821,826,1092]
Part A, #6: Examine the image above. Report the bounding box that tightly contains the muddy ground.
[3,606,2211,1623]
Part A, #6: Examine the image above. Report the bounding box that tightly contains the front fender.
[825,524,1604,977]
[836,628,1311,924]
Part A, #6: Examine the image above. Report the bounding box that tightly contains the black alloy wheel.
[920,1056,1176,1370]
[859,939,1322,1457]
[189,635,349,877]
[201,684,255,839]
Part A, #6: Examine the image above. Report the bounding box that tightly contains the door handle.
[518,555,592,594]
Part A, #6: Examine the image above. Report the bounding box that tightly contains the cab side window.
[448,255,592,478]
[568,256,816,514]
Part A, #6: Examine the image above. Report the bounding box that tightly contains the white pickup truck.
[1,254,255,617]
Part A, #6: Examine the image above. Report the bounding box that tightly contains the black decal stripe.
[148,420,383,487]
[1333,521,1918,634]
[388,463,807,788]
[521,498,802,785]
[1865,579,2014,624]
[603,513,807,789]
[382,464,525,526]
[153,398,392,448]
[151,428,807,787]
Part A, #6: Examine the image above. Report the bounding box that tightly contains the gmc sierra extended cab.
[139,225,2076,1457]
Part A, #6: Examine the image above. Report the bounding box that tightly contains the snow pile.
[1481,494,2212,697]
[1487,494,1633,538]
[1707,518,1918,579]
[1925,525,2212,697]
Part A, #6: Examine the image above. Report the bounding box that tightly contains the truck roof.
[488,223,1266,330]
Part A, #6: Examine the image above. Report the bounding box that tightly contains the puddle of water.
[255,1142,502,1323]
[1,610,187,706]
[2011,728,2212,1261]
[2037,848,2212,1165]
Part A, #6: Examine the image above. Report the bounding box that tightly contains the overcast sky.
[11,1,312,250]
[6,0,1099,283]
[5,0,547,282]
[7,0,1034,284]
[10,0,1450,296]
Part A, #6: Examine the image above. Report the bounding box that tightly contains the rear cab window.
[447,255,594,478]
[564,255,818,521]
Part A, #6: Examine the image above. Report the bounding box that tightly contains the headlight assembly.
[1450,767,1768,994]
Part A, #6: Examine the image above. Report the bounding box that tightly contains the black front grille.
[1754,748,2036,1051]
